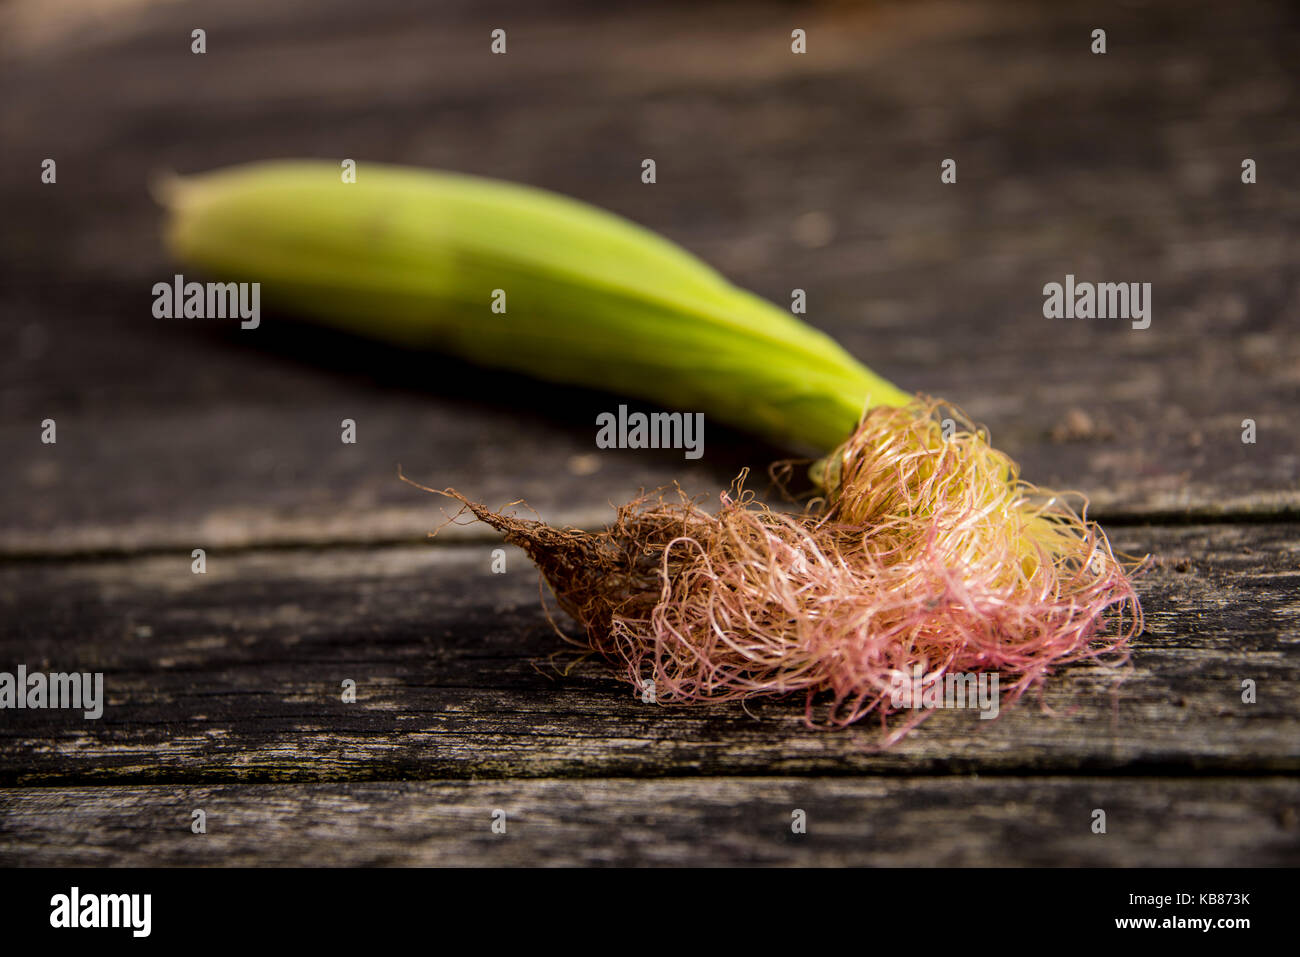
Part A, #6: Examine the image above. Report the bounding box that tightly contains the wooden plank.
[2,777,1296,866]
[3,0,1298,557]
[1,522,1295,784]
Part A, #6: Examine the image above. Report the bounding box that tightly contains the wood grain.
[2,777,1295,867]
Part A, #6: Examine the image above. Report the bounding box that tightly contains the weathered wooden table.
[1,0,1296,865]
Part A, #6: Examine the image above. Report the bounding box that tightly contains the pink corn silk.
[435,398,1144,746]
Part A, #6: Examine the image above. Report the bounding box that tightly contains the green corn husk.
[161,160,912,452]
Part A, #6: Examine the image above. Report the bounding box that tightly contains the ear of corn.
[162,161,1144,739]
[162,160,912,452]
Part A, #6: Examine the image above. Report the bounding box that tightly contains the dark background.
[0,0,1296,865]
